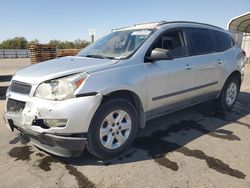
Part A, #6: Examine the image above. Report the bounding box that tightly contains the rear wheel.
[87,98,138,159]
[216,76,240,111]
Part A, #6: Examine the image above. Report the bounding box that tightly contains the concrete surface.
[0,59,250,188]
[0,58,31,74]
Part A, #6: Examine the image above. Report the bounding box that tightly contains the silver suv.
[4,21,245,159]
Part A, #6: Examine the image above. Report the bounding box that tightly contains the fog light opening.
[43,119,67,128]
[32,119,67,128]
[32,119,49,129]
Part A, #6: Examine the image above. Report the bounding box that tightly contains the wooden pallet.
[57,49,80,57]
[29,43,57,64]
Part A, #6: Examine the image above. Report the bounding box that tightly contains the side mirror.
[146,48,173,62]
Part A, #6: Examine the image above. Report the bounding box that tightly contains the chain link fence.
[0,49,80,60]
[0,49,30,59]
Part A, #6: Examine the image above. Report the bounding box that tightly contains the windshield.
[78,29,153,59]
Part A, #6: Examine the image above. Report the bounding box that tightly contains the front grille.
[7,99,26,113]
[10,81,31,95]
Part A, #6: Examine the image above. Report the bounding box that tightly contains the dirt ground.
[0,59,250,188]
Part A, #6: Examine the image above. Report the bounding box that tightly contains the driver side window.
[153,30,188,58]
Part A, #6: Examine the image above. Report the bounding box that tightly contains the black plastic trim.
[75,92,98,98]
[152,81,218,101]
[13,125,87,157]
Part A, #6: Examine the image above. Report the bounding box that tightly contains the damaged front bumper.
[3,93,102,157]
[4,118,87,157]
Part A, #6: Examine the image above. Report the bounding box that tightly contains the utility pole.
[89,29,96,43]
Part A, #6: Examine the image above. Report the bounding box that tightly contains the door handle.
[217,60,223,64]
[184,64,194,70]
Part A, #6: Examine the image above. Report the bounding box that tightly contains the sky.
[0,0,249,43]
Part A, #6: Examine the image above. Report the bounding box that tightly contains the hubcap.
[226,82,237,106]
[99,110,132,149]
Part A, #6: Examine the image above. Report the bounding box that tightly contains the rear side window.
[188,28,213,55]
[212,30,234,52]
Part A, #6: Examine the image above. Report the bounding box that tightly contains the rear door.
[186,28,224,102]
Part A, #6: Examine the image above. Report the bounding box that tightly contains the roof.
[113,21,223,31]
[228,12,250,33]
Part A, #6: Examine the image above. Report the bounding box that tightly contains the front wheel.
[216,76,240,111]
[87,98,138,159]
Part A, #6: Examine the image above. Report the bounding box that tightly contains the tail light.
[242,50,246,57]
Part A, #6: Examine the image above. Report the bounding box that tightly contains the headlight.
[35,72,88,100]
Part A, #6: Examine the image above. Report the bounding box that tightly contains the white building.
[228,12,250,64]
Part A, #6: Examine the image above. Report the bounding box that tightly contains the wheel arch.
[102,90,146,129]
[226,70,242,88]
[216,70,242,99]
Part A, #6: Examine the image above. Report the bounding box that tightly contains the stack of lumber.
[57,49,80,57]
[29,44,57,64]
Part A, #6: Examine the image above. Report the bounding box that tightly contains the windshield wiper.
[86,54,114,59]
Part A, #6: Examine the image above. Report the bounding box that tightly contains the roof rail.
[158,21,223,30]
[112,20,167,31]
[112,26,129,32]
[112,20,223,32]
[133,20,167,27]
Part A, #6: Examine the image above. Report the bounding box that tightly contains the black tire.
[216,76,240,111]
[87,98,138,159]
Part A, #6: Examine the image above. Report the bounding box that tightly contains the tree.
[0,37,90,49]
[0,37,28,49]
[29,39,39,44]
[48,39,90,49]
[74,39,90,49]
[48,40,62,48]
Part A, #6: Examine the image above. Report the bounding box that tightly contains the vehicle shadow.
[0,75,11,100]
[0,75,12,82]
[59,91,250,168]
[0,86,8,100]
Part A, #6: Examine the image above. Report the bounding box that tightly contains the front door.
[145,29,196,118]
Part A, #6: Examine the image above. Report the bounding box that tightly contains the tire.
[216,76,240,111]
[87,98,138,159]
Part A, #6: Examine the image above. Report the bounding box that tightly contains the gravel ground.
[0,59,250,188]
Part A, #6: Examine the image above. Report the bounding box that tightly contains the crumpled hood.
[13,56,118,84]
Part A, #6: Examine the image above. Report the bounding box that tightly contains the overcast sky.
[0,0,249,43]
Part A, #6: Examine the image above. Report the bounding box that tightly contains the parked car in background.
[4,21,245,159]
